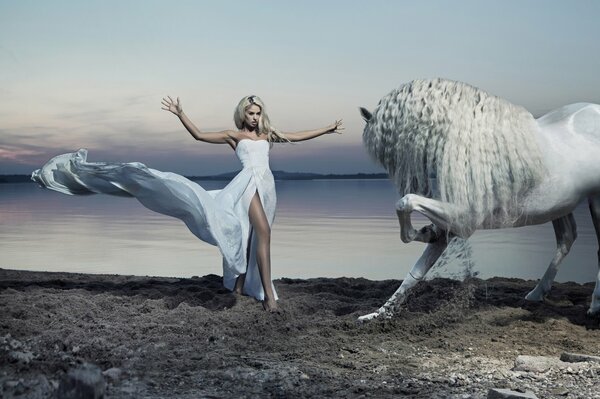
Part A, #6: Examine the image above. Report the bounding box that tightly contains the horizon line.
[0,171,390,183]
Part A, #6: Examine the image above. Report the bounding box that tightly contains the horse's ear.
[359,107,372,122]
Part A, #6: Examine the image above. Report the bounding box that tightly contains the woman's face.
[244,104,261,130]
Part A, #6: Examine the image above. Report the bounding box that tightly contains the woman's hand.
[328,119,344,134]
[161,96,183,116]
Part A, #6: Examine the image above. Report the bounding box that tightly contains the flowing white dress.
[31,139,277,301]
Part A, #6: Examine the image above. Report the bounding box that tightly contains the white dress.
[31,139,277,301]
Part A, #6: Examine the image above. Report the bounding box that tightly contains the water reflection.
[0,181,597,283]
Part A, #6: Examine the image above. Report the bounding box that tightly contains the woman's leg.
[233,273,246,295]
[233,228,252,294]
[247,192,278,311]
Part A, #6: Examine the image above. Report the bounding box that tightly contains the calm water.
[0,181,597,283]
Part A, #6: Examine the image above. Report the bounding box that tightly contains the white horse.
[358,78,600,321]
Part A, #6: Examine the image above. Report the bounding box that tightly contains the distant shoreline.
[1,171,389,184]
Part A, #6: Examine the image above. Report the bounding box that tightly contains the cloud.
[0,146,44,163]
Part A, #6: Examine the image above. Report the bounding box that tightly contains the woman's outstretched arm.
[161,96,235,144]
[282,120,344,142]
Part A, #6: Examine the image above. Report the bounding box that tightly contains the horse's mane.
[362,78,547,229]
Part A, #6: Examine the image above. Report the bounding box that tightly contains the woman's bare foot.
[233,274,246,295]
[262,296,279,313]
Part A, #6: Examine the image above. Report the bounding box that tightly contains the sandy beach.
[1,268,600,398]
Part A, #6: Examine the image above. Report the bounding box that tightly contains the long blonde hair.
[233,95,289,143]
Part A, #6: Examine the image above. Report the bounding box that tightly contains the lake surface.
[0,181,597,283]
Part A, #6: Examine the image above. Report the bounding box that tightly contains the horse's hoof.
[524,289,544,302]
[358,312,380,322]
[401,229,417,244]
[587,303,600,317]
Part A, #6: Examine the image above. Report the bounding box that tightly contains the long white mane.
[362,78,547,228]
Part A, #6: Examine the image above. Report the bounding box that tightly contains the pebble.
[514,355,564,373]
[487,388,538,398]
[560,352,600,364]
[550,387,569,396]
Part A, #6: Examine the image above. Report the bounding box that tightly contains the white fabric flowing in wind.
[31,139,277,301]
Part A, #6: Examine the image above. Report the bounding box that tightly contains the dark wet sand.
[1,268,599,398]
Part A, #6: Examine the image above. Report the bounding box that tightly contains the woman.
[32,95,343,312]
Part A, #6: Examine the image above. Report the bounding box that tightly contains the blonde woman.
[32,95,343,312]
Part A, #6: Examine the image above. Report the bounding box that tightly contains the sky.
[1,0,599,175]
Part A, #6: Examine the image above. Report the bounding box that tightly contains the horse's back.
[538,103,600,140]
[535,103,600,198]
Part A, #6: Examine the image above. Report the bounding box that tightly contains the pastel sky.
[1,0,599,175]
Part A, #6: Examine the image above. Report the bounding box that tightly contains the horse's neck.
[516,103,600,226]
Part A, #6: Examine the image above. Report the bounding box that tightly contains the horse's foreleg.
[525,213,577,302]
[587,196,600,315]
[358,231,449,321]
[396,194,473,242]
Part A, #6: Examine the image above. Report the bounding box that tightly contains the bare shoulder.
[228,131,247,141]
[217,130,237,139]
[269,135,289,143]
[221,130,240,145]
